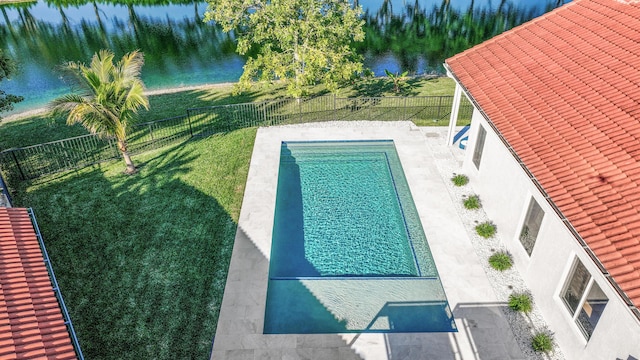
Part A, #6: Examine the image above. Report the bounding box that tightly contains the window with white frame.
[519,197,545,256]
[561,258,608,340]
[472,125,487,169]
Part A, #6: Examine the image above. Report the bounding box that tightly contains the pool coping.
[211,122,526,360]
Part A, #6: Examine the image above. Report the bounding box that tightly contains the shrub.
[475,221,496,238]
[531,330,555,353]
[488,251,512,271]
[508,292,533,313]
[451,174,469,186]
[463,195,481,209]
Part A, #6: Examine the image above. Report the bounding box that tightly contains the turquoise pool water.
[265,141,456,333]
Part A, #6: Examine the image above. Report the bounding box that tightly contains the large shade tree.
[0,49,24,120]
[205,0,365,97]
[50,49,149,174]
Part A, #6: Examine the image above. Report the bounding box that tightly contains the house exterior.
[444,0,640,358]
[0,207,82,359]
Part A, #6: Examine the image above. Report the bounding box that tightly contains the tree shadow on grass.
[12,129,257,359]
[0,114,88,150]
[149,82,305,117]
[350,76,423,98]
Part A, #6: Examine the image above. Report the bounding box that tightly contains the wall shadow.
[451,302,535,360]
[11,132,252,359]
[377,301,530,359]
[269,145,319,278]
[263,279,350,334]
[375,301,456,333]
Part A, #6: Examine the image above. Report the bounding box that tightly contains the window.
[561,259,608,340]
[519,197,545,255]
[472,125,487,169]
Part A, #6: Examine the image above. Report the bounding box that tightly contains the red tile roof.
[0,207,78,359]
[446,0,640,309]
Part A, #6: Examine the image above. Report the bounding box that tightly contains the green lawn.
[0,76,456,150]
[14,128,257,359]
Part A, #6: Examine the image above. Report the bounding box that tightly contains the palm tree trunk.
[117,139,137,174]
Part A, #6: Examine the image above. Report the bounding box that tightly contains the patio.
[210,122,527,360]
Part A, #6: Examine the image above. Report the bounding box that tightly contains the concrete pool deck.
[210,122,526,360]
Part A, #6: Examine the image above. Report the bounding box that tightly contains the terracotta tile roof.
[0,207,78,359]
[446,0,640,309]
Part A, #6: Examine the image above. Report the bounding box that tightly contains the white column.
[446,84,463,146]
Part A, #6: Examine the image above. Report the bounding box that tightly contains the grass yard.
[0,76,456,150]
[13,127,257,359]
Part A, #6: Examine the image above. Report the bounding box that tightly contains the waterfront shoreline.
[2,82,236,123]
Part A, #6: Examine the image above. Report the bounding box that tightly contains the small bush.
[531,330,555,353]
[476,221,496,238]
[451,174,469,186]
[489,251,512,271]
[508,292,533,313]
[463,195,481,209]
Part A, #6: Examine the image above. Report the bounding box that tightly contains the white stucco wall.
[461,107,640,359]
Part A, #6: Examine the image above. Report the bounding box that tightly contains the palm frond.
[57,61,90,94]
[123,80,150,114]
[119,50,145,83]
[92,49,115,84]
[49,49,149,145]
[49,93,88,119]
[68,103,109,132]
[83,69,103,96]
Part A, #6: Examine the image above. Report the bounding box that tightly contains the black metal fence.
[0,115,190,182]
[0,95,473,187]
[186,95,470,135]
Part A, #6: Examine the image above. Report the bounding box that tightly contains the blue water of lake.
[0,0,569,114]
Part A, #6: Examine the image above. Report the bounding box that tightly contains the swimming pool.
[265,140,456,333]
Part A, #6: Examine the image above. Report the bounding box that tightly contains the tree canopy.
[205,0,366,97]
[50,49,149,174]
[0,49,24,120]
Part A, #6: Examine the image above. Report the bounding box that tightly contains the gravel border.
[421,127,565,360]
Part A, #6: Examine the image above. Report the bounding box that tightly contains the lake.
[0,0,568,114]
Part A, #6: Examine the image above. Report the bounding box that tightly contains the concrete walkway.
[211,122,525,360]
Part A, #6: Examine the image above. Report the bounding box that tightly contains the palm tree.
[50,49,149,174]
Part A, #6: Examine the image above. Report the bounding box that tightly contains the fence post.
[334,94,337,122]
[61,141,72,171]
[111,138,120,159]
[148,124,155,148]
[263,103,268,126]
[11,151,26,180]
[186,110,194,137]
[403,97,407,121]
[58,142,67,171]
